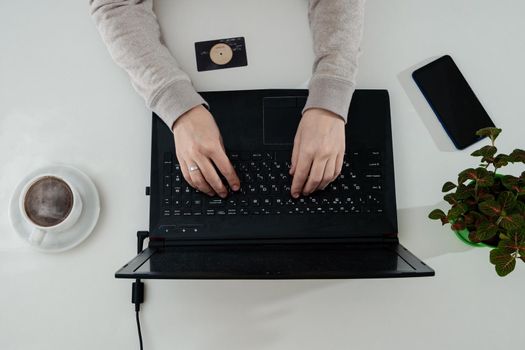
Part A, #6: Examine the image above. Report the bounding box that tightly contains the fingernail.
[220,192,227,198]
[292,192,299,198]
[232,184,239,191]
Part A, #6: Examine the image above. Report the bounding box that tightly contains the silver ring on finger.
[188,164,200,172]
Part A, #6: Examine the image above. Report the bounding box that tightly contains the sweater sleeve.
[89,0,207,130]
[303,0,365,123]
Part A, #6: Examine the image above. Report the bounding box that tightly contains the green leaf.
[501,177,525,196]
[508,149,525,163]
[443,193,458,205]
[476,221,499,240]
[478,200,502,217]
[447,204,468,221]
[471,145,497,158]
[455,185,475,200]
[493,154,509,168]
[470,211,485,223]
[463,213,475,225]
[495,258,516,277]
[441,181,457,192]
[498,232,525,256]
[428,209,446,220]
[476,127,502,142]
[477,191,495,201]
[501,175,520,192]
[490,248,516,277]
[476,168,494,188]
[499,214,525,231]
[458,168,477,184]
[515,201,525,215]
[497,232,525,268]
[497,191,517,211]
[465,198,477,207]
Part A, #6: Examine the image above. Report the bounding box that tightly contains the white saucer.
[9,164,100,253]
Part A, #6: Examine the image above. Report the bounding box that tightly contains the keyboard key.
[164,152,173,162]
[163,163,172,174]
[208,199,225,207]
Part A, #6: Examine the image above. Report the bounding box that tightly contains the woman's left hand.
[290,108,346,198]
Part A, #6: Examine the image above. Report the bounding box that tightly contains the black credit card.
[194,37,248,72]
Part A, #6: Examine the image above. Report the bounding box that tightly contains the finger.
[290,152,314,198]
[302,158,328,195]
[290,134,301,176]
[178,158,194,188]
[209,148,240,191]
[334,152,344,181]
[187,160,215,196]
[195,157,228,198]
[318,157,336,191]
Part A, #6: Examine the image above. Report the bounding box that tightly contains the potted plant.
[428,127,525,276]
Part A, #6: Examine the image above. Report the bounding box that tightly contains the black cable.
[132,280,145,350]
[133,232,148,350]
[136,309,143,350]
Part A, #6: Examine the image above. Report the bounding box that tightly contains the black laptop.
[116,89,434,279]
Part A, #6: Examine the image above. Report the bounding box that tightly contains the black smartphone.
[412,55,495,149]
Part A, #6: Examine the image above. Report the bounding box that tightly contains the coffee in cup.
[19,174,83,245]
[24,176,74,227]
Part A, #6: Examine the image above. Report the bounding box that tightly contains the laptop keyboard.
[161,150,384,217]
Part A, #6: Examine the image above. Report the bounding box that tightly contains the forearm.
[304,0,365,122]
[89,0,206,129]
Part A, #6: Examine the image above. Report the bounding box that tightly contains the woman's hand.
[290,108,346,198]
[172,105,240,198]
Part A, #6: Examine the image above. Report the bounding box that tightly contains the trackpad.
[263,97,305,145]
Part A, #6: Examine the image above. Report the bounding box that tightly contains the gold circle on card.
[209,43,234,65]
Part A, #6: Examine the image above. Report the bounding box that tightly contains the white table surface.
[1,0,524,349]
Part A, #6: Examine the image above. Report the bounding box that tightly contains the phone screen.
[412,55,495,149]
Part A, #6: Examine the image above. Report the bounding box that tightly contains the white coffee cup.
[19,174,83,245]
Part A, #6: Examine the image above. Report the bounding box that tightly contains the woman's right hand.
[172,105,240,198]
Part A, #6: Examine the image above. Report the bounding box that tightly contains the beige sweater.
[89,0,365,128]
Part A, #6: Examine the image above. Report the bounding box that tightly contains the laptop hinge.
[149,236,166,249]
[156,236,397,247]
